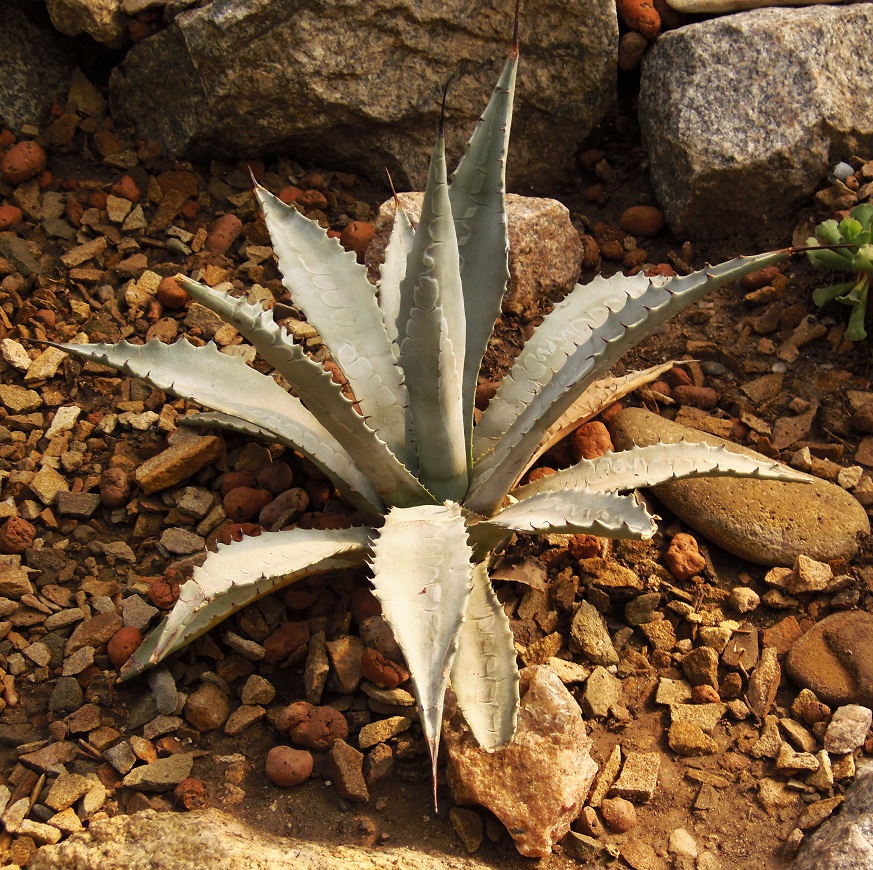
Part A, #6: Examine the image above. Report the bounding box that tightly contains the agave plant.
[55,30,806,795]
[805,203,873,341]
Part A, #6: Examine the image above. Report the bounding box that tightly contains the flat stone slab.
[608,408,869,566]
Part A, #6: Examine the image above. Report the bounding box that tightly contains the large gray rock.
[608,407,870,566]
[639,5,873,239]
[30,808,491,869]
[368,193,583,319]
[0,1,76,130]
[109,0,617,190]
[795,761,873,869]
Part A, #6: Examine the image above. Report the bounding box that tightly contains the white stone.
[0,339,32,372]
[45,406,81,439]
[825,705,873,755]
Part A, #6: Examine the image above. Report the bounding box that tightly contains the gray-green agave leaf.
[121,528,369,680]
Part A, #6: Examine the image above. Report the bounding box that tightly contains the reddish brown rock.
[444,665,598,858]
[174,778,208,810]
[600,797,637,833]
[672,385,717,410]
[568,534,603,560]
[0,517,36,554]
[665,533,706,580]
[205,213,243,254]
[0,205,23,229]
[107,627,143,669]
[156,277,190,310]
[65,612,123,656]
[135,436,223,494]
[571,421,614,461]
[110,175,141,204]
[360,647,409,689]
[615,0,660,38]
[263,621,310,664]
[265,746,313,787]
[184,684,230,732]
[340,221,375,260]
[257,460,294,494]
[223,486,273,522]
[0,140,46,184]
[279,701,349,750]
[619,204,664,236]
[99,467,131,508]
[148,574,181,610]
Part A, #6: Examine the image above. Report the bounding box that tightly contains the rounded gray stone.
[608,408,869,566]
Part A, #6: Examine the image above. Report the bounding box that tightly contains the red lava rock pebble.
[99,467,131,508]
[360,647,410,689]
[110,175,141,203]
[89,190,108,210]
[174,778,209,810]
[156,277,190,310]
[148,574,181,610]
[615,0,660,38]
[0,517,36,554]
[219,471,257,497]
[265,746,313,787]
[0,205,23,229]
[296,189,329,210]
[349,586,381,625]
[263,621,310,663]
[0,140,46,184]
[217,522,263,545]
[665,533,706,580]
[691,685,721,704]
[223,486,274,522]
[66,196,84,227]
[672,385,717,410]
[205,213,243,254]
[279,185,302,204]
[279,700,349,750]
[620,205,665,236]
[257,460,294,494]
[568,534,603,559]
[107,626,143,669]
[340,221,375,260]
[600,797,638,833]
[572,421,614,461]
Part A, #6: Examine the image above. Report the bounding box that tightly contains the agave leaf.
[450,561,519,750]
[512,441,811,501]
[368,503,474,801]
[519,361,677,479]
[178,410,380,516]
[396,135,468,501]
[120,528,370,680]
[484,489,657,539]
[449,41,518,452]
[55,338,384,515]
[175,277,433,509]
[255,185,408,459]
[466,250,789,515]
[378,197,415,347]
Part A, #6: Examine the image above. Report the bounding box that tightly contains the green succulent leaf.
[120,528,370,680]
[839,217,863,242]
[396,135,469,501]
[466,250,789,515]
[55,337,383,515]
[806,248,856,272]
[450,561,519,750]
[512,440,810,501]
[814,219,844,247]
[368,503,474,799]
[255,185,408,461]
[484,489,657,539]
[812,280,857,307]
[175,277,433,509]
[450,42,518,454]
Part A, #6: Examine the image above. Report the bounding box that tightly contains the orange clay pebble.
[157,276,190,309]
[340,220,375,260]
[205,213,243,254]
[0,205,23,230]
[0,140,46,184]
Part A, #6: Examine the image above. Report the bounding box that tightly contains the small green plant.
[55,26,806,798]
[806,203,873,341]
